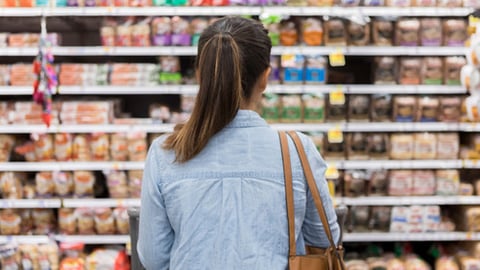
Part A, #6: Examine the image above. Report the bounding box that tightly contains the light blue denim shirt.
[138,110,340,270]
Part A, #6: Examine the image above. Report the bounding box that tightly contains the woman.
[138,16,339,270]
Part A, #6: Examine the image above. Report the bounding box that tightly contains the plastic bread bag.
[132,18,151,47]
[72,134,91,161]
[302,94,325,123]
[35,172,55,198]
[347,20,370,46]
[151,17,172,46]
[105,170,129,198]
[280,95,303,123]
[280,19,299,46]
[127,132,147,161]
[393,96,417,122]
[369,206,391,231]
[89,133,110,161]
[73,171,95,198]
[304,56,327,84]
[301,18,323,46]
[53,171,74,198]
[436,133,459,159]
[110,133,129,161]
[31,133,54,161]
[399,58,422,85]
[0,172,23,199]
[388,170,413,196]
[416,96,439,122]
[421,57,443,85]
[54,133,73,161]
[75,208,95,235]
[94,208,115,234]
[32,209,56,235]
[324,18,347,46]
[348,95,370,122]
[436,169,459,196]
[0,209,21,235]
[412,170,436,196]
[367,133,390,160]
[346,133,369,160]
[395,18,420,46]
[58,208,77,235]
[0,135,14,162]
[113,207,129,234]
[372,19,393,46]
[443,19,467,47]
[171,16,191,46]
[371,94,392,122]
[343,170,367,197]
[390,134,414,160]
[420,18,442,46]
[444,57,466,86]
[437,0,462,7]
[128,170,143,198]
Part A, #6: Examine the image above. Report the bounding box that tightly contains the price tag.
[327,180,335,198]
[466,231,473,240]
[112,162,121,170]
[329,48,345,67]
[329,86,345,105]
[327,126,343,144]
[325,164,339,180]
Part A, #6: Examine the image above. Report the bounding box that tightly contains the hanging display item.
[32,16,58,127]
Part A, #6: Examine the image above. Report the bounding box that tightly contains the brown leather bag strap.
[278,131,296,257]
[287,131,337,249]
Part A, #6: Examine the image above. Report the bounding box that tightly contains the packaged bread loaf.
[304,56,326,84]
[282,54,304,84]
[73,171,95,198]
[72,134,91,161]
[408,206,423,232]
[343,170,366,197]
[325,19,347,46]
[399,58,422,85]
[19,209,33,234]
[436,133,459,159]
[417,96,439,122]
[326,95,347,122]
[105,171,129,198]
[368,170,388,195]
[323,136,345,160]
[436,169,459,195]
[280,95,303,123]
[53,171,74,197]
[394,96,417,122]
[414,133,437,160]
[412,170,435,196]
[404,255,430,270]
[390,206,409,232]
[32,134,54,161]
[396,19,420,46]
[151,17,172,46]
[420,18,442,46]
[439,97,461,122]
[114,207,129,234]
[388,170,413,196]
[443,19,467,47]
[348,95,370,122]
[35,172,55,198]
[348,206,369,232]
[90,133,109,161]
[390,134,414,160]
[58,208,76,234]
[0,172,23,199]
[302,94,324,123]
[371,94,392,122]
[374,57,396,85]
[32,209,55,235]
[54,133,72,161]
[369,206,391,231]
[280,20,298,46]
[444,56,466,85]
[110,133,128,161]
[0,209,21,235]
[262,94,281,123]
[422,57,443,85]
[75,208,95,235]
[128,132,147,161]
[459,182,474,196]
[347,133,369,160]
[347,21,370,46]
[171,16,191,46]
[0,135,13,163]
[368,133,389,159]
[435,257,459,270]
[128,170,143,198]
[372,19,393,46]
[302,18,323,46]
[386,0,411,6]
[94,208,115,234]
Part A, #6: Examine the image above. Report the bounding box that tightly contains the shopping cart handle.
[335,205,348,245]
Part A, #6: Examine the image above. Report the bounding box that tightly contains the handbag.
[279,131,346,270]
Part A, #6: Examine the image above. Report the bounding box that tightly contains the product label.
[171,34,191,46]
[283,68,303,83]
[304,107,324,122]
[305,68,326,83]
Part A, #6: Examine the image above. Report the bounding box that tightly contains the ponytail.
[163,33,243,163]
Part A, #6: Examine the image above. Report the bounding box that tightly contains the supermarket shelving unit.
[0,5,475,246]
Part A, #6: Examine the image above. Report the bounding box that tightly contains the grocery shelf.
[0,236,50,244]
[0,85,466,96]
[330,160,462,170]
[0,199,61,208]
[0,124,175,134]
[62,198,141,208]
[0,161,144,171]
[0,6,472,17]
[337,196,480,206]
[0,46,468,57]
[55,235,130,244]
[343,232,480,242]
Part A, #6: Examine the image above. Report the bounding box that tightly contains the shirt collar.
[226,110,268,128]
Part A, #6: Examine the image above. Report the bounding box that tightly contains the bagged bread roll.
[58,208,76,235]
[386,0,411,6]
[128,170,143,198]
[32,209,55,235]
[374,57,396,85]
[435,257,459,270]
[348,95,370,122]
[436,169,459,195]
[105,171,129,198]
[324,19,347,46]
[280,95,303,123]
[439,97,461,122]
[459,182,474,196]
[262,94,281,123]
[90,133,109,161]
[302,18,323,46]
[443,19,467,47]
[323,136,345,160]
[326,95,347,122]
[347,21,370,46]
[414,133,437,160]
[302,94,324,123]
[347,133,369,160]
[396,19,420,46]
[417,96,439,122]
[35,172,55,198]
[53,171,74,197]
[0,135,14,162]
[445,57,466,86]
[413,0,436,5]
[0,209,21,235]
[110,133,128,161]
[348,206,369,232]
[368,170,388,195]
[388,170,413,196]
[394,96,417,122]
[114,207,129,234]
[280,20,298,46]
[75,208,95,235]
[399,58,422,85]
[128,132,147,161]
[72,134,91,161]
[343,170,367,197]
[94,208,115,234]
[370,206,391,231]
[32,134,54,161]
[436,133,459,159]
[371,94,392,122]
[73,171,95,198]
[54,133,73,161]
[390,207,409,232]
[412,170,435,195]
[422,57,443,85]
[0,172,23,199]
[390,134,414,160]
[372,19,393,46]
[368,133,389,159]
[420,18,442,46]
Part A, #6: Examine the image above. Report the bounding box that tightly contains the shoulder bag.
[279,130,346,270]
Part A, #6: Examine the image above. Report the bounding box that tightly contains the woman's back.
[138,110,339,270]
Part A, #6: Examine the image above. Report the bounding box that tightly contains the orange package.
[90,133,110,161]
[32,134,54,161]
[54,133,73,161]
[72,134,91,161]
[302,18,323,46]
[280,20,298,46]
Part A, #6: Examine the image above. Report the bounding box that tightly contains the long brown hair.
[163,16,272,163]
